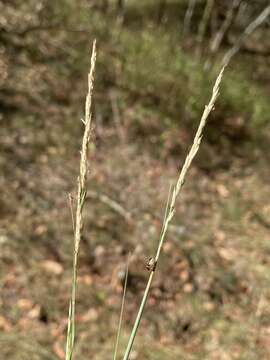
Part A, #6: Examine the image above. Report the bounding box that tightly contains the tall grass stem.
[65,40,97,360]
[122,65,225,360]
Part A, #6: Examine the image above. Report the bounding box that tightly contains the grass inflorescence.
[65,40,97,360]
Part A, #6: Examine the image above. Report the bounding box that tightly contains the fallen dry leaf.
[34,224,48,236]
[179,270,189,282]
[40,260,63,275]
[27,304,41,319]
[218,247,236,261]
[17,298,34,311]
[78,274,93,285]
[216,184,229,198]
[0,315,12,331]
[50,320,68,338]
[203,302,216,312]
[214,230,226,242]
[183,283,194,293]
[53,341,65,359]
[77,308,98,323]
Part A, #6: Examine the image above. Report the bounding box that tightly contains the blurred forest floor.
[0,1,270,359]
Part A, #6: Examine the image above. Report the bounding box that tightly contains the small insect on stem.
[146,257,157,272]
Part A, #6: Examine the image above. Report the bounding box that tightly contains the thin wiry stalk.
[113,254,130,360]
[210,0,240,54]
[222,5,270,65]
[65,40,97,360]
[183,0,197,35]
[204,0,240,70]
[122,66,225,360]
[197,0,214,46]
[234,1,248,27]
[68,193,75,236]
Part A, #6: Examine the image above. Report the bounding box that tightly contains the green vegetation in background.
[54,1,270,141]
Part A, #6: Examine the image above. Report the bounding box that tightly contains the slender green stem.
[113,255,130,360]
[122,66,225,360]
[122,185,173,360]
[123,272,154,360]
